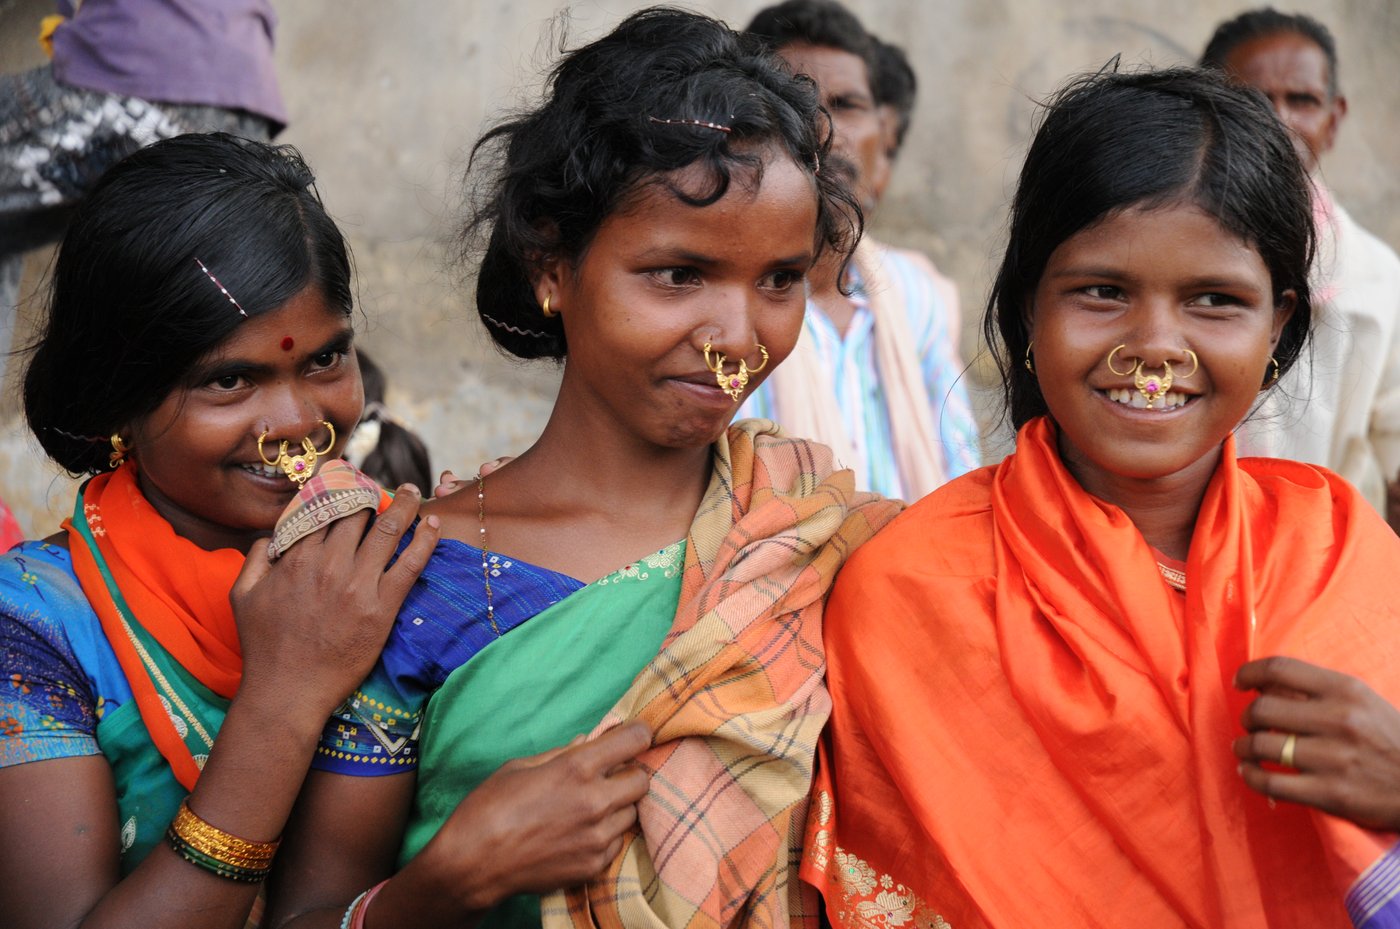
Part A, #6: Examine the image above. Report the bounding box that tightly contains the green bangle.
[166,826,272,883]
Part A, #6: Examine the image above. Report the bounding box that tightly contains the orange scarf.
[804,417,1400,928]
[64,465,244,789]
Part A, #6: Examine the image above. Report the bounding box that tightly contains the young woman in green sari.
[269,9,900,929]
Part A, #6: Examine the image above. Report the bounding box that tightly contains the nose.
[259,384,333,448]
[695,284,765,370]
[1124,303,1195,373]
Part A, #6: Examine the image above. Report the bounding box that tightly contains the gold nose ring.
[257,421,336,485]
[703,343,769,402]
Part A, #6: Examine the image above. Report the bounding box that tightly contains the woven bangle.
[167,799,279,880]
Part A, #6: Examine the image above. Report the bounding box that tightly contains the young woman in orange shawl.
[803,67,1400,928]
[0,134,448,929]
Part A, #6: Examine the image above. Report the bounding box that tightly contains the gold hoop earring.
[1024,341,1035,374]
[1105,344,1135,377]
[541,294,556,318]
[109,434,129,469]
[1264,356,1280,387]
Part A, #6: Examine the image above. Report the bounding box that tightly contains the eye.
[650,267,700,288]
[760,269,805,293]
[206,373,246,392]
[1082,285,1124,301]
[1192,293,1239,307]
[310,349,347,370]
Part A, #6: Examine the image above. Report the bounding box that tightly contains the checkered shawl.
[541,418,903,929]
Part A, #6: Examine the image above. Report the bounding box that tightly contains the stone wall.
[1,0,1396,533]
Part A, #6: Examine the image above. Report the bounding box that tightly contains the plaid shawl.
[541,418,902,929]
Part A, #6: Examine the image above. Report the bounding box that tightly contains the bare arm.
[0,488,439,929]
[270,722,652,929]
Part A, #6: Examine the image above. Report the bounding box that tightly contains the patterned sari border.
[1348,841,1400,928]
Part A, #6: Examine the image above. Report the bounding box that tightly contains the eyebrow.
[1047,266,1264,291]
[634,248,814,267]
[188,325,355,383]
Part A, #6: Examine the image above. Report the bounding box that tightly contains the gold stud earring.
[109,434,129,469]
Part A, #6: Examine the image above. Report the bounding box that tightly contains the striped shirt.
[742,247,980,501]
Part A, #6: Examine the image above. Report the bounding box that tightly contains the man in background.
[1203,8,1400,527]
[742,0,979,502]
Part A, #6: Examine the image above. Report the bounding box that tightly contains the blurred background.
[1,0,1396,534]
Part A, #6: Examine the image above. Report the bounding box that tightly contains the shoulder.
[834,467,997,587]
[1238,456,1398,551]
[1332,203,1400,287]
[0,541,88,629]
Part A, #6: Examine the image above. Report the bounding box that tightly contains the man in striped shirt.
[743,0,980,502]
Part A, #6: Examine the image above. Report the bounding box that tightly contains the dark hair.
[24,133,353,474]
[745,0,877,68]
[468,6,859,361]
[985,66,1315,430]
[1201,7,1340,97]
[352,350,433,491]
[871,37,917,153]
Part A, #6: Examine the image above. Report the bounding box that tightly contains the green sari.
[399,541,685,928]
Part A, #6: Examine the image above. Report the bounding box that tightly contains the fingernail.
[401,483,420,496]
[425,515,440,529]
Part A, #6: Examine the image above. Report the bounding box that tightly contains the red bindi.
[280,336,294,351]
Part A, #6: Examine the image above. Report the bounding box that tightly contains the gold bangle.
[170,799,280,869]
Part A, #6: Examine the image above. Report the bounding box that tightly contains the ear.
[1321,94,1348,154]
[1271,288,1298,347]
[529,253,566,315]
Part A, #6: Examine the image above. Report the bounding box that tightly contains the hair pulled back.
[24,133,352,474]
[468,6,859,360]
[985,66,1316,431]
[1201,7,1340,97]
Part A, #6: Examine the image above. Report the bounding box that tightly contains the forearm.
[73,692,330,929]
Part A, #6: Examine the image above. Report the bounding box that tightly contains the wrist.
[225,686,332,744]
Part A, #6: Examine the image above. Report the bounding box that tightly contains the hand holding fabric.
[391,722,651,918]
[1234,656,1400,831]
[231,483,439,719]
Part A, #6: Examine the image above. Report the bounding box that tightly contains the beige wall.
[1,0,1397,534]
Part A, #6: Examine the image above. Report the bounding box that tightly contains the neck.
[135,472,262,554]
[505,378,715,520]
[1056,437,1223,562]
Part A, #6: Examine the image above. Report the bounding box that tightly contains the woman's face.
[1029,202,1294,495]
[128,285,363,552]
[543,149,818,449]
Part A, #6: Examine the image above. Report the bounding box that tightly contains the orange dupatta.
[64,465,244,790]
[804,417,1400,929]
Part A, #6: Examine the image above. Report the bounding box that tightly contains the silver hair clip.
[648,115,732,134]
[482,312,550,340]
[194,257,248,318]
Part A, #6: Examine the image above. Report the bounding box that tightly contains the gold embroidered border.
[808,790,952,929]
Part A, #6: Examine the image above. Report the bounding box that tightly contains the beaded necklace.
[476,474,501,635]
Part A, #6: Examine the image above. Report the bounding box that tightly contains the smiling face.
[776,42,883,212]
[1029,202,1294,496]
[540,149,817,450]
[127,285,363,552]
[1221,31,1345,173]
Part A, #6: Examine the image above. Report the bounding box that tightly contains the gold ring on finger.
[1280,732,1298,769]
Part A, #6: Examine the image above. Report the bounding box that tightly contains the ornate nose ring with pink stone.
[257,422,337,485]
[703,342,769,402]
[1106,346,1199,409]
